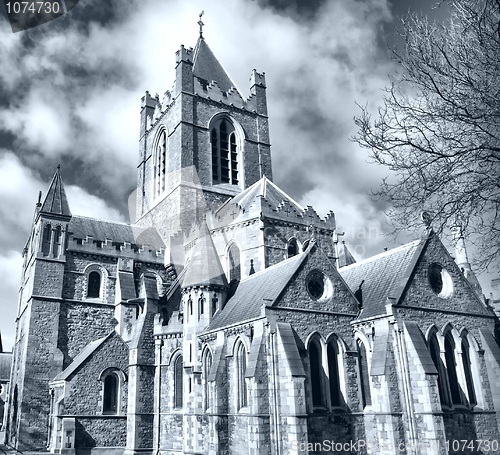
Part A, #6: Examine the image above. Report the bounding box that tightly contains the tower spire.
[452,224,482,296]
[39,165,71,218]
[198,10,204,39]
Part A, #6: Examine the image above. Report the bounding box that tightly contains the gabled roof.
[40,166,71,217]
[183,223,228,288]
[229,176,304,214]
[192,37,238,94]
[52,332,114,382]
[214,176,305,227]
[205,251,308,332]
[339,239,425,319]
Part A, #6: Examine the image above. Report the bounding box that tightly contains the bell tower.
[135,23,272,240]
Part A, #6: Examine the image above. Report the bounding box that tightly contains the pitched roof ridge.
[240,250,307,282]
[71,214,133,227]
[341,239,422,270]
[51,331,115,382]
[220,177,304,216]
[265,178,304,211]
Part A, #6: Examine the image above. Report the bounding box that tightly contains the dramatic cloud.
[0,0,494,349]
[0,151,124,349]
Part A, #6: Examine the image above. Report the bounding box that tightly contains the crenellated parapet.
[175,44,195,64]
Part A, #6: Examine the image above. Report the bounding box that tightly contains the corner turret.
[452,226,482,297]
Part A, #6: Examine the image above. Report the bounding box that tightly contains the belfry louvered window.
[211,119,238,185]
[154,129,167,197]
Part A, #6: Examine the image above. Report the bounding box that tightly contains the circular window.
[306,270,333,301]
[428,263,453,298]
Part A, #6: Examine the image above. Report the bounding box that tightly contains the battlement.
[250,69,266,89]
[141,90,157,109]
[67,216,165,262]
[263,201,336,231]
[176,45,194,64]
[68,235,165,261]
[144,93,175,133]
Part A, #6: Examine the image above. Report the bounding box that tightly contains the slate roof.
[339,239,425,319]
[192,38,237,94]
[205,251,307,331]
[183,223,228,288]
[68,216,165,250]
[0,352,12,382]
[52,332,113,382]
[40,166,71,217]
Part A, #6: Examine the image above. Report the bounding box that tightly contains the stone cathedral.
[3,28,500,455]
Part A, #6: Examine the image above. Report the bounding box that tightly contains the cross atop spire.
[198,10,205,39]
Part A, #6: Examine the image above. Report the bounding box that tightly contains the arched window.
[202,349,213,411]
[187,296,193,322]
[235,341,247,409]
[287,238,299,258]
[309,339,324,407]
[357,339,371,408]
[42,224,52,256]
[461,337,476,405]
[87,271,101,298]
[52,226,61,258]
[174,354,183,409]
[103,373,119,414]
[199,294,205,316]
[228,243,241,282]
[211,119,238,185]
[445,334,461,405]
[327,341,341,407]
[212,294,218,315]
[154,129,167,197]
[429,333,449,406]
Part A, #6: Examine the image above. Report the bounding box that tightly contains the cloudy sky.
[0,0,495,351]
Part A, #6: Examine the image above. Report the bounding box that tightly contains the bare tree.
[353,0,500,271]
